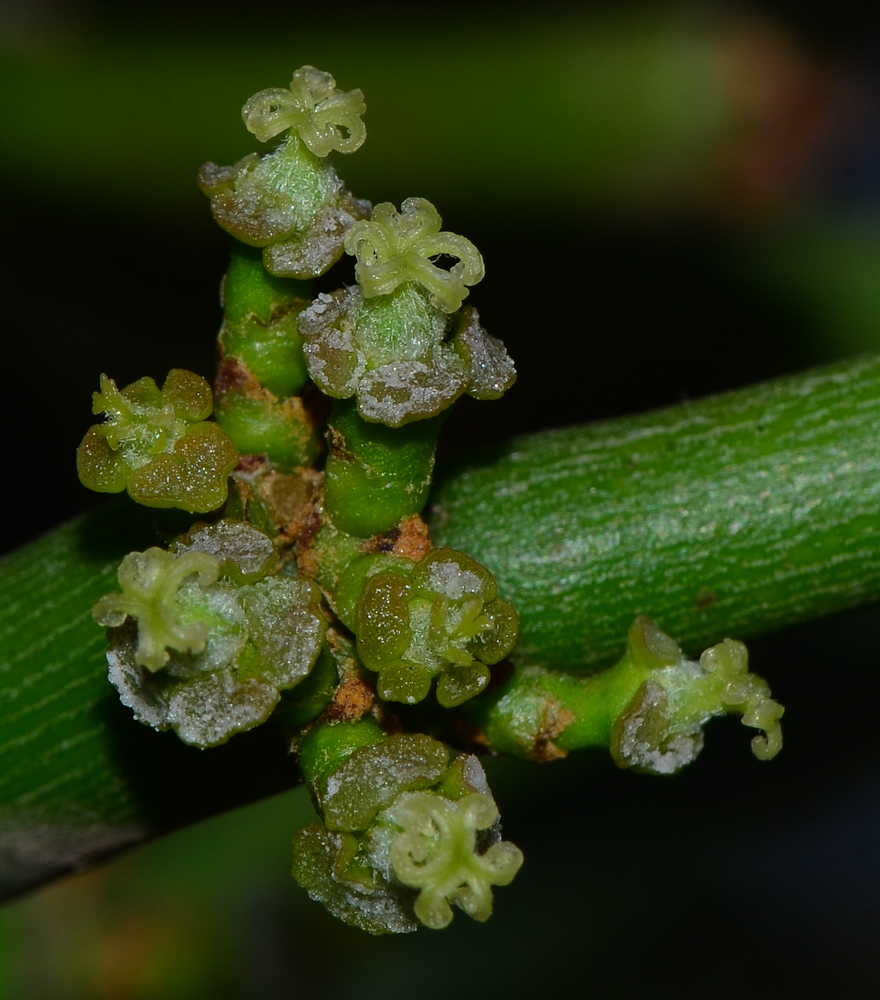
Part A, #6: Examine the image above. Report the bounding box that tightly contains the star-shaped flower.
[345,198,484,313]
[93,547,220,672]
[389,791,523,929]
[243,66,366,157]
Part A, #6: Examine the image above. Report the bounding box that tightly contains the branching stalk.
[2,352,879,899]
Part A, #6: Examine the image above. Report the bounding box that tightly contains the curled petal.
[243,66,366,156]
[93,548,220,672]
[704,638,784,760]
[345,198,484,312]
[610,618,784,775]
[389,792,523,929]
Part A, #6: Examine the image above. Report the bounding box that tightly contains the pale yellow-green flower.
[93,548,220,672]
[389,791,523,929]
[345,198,484,313]
[243,66,366,156]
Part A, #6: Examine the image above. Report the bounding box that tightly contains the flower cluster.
[77,370,238,513]
[80,66,785,935]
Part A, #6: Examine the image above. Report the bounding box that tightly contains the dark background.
[3,2,880,996]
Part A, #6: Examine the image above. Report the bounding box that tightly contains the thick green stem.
[433,352,880,669]
[3,353,880,898]
[324,398,443,536]
[213,242,321,467]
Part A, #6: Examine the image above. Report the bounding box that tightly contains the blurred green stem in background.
[0,9,725,222]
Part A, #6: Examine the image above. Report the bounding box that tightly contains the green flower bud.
[198,68,370,280]
[339,548,519,707]
[77,370,239,513]
[292,728,522,933]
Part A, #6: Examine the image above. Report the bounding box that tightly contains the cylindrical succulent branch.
[213,242,323,469]
[60,64,788,933]
[431,351,880,669]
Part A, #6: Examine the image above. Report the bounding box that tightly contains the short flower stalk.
[469,615,783,773]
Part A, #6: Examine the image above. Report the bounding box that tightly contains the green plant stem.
[4,352,880,899]
[433,352,880,670]
[324,399,443,536]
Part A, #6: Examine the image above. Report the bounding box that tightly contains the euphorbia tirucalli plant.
[4,64,880,933]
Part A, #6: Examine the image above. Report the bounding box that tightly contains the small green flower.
[345,198,483,313]
[93,547,220,672]
[387,791,523,929]
[336,548,518,707]
[77,370,238,513]
[298,198,512,426]
[243,66,366,156]
[198,67,370,279]
[610,617,784,774]
[98,524,327,747]
[292,728,523,933]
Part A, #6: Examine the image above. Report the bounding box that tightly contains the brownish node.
[532,703,575,762]
[362,514,432,561]
[258,468,321,542]
[321,675,375,723]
